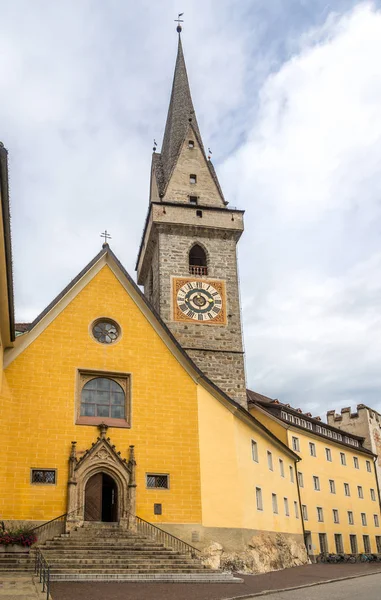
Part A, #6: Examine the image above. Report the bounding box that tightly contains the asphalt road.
[266,572,381,600]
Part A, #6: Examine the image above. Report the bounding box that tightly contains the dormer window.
[188,140,195,148]
[190,174,197,184]
[189,196,198,204]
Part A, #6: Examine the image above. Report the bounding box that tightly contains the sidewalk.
[0,573,49,600]
[50,563,381,600]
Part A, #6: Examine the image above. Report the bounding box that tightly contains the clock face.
[173,278,226,324]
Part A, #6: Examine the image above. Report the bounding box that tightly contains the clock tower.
[136,31,247,408]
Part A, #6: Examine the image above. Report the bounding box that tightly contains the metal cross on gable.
[100,230,112,244]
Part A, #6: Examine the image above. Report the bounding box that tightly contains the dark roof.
[154,35,226,203]
[19,244,298,460]
[15,323,31,333]
[0,142,15,342]
[248,388,376,455]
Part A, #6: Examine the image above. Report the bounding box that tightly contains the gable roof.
[6,244,298,460]
[0,142,15,345]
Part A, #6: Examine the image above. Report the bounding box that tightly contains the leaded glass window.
[81,377,125,419]
[92,319,120,344]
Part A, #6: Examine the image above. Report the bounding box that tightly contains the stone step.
[44,542,168,549]
[43,550,184,557]
[44,558,201,565]
[49,567,211,574]
[50,573,242,583]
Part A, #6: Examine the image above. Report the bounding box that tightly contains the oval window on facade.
[92,319,120,344]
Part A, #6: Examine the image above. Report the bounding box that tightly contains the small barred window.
[31,469,56,484]
[146,474,169,489]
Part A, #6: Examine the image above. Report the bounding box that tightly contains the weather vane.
[175,12,184,33]
[208,147,212,161]
[100,230,112,245]
[153,139,157,153]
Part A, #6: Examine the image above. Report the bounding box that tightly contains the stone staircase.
[36,522,241,583]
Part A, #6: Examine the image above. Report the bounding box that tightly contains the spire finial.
[100,230,112,247]
[174,12,184,33]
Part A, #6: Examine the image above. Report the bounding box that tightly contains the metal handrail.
[130,513,200,558]
[31,505,83,533]
[31,505,83,547]
[35,547,50,600]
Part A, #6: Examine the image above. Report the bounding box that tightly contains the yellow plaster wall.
[289,429,381,554]
[197,387,303,535]
[1,265,202,524]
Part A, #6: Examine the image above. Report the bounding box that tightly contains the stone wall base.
[159,524,309,574]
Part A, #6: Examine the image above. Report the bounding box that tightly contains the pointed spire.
[160,35,203,190]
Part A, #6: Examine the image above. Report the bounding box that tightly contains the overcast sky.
[1,1,381,417]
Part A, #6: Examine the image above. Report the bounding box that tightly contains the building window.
[376,536,381,553]
[302,505,308,520]
[279,459,285,477]
[31,469,56,485]
[256,487,263,511]
[371,488,376,501]
[333,509,340,524]
[374,514,380,527]
[358,486,364,499]
[188,140,195,148]
[306,421,313,430]
[325,448,332,462]
[77,370,130,427]
[196,209,203,218]
[189,244,207,276]
[350,534,358,553]
[363,535,371,553]
[189,195,198,204]
[297,472,304,487]
[284,497,289,516]
[353,457,359,469]
[366,460,372,472]
[294,501,299,518]
[289,465,294,483]
[313,476,320,491]
[316,425,322,434]
[91,318,120,344]
[190,174,197,184]
[154,503,162,515]
[348,511,354,525]
[317,507,324,522]
[251,440,259,462]
[329,479,336,494]
[309,442,316,457]
[335,534,343,553]
[292,437,300,452]
[146,474,169,489]
[319,533,327,553]
[267,451,273,471]
[340,452,346,466]
[344,483,350,496]
[272,493,278,514]
[361,513,367,526]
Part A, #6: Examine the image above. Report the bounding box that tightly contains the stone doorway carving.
[66,423,136,531]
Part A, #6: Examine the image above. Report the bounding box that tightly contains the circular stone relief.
[92,319,120,344]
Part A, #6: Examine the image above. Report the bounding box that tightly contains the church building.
[0,29,380,577]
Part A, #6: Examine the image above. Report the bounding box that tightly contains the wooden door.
[84,473,102,521]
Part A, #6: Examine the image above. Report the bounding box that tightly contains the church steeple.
[150,33,226,206]
[160,35,203,189]
[137,30,247,408]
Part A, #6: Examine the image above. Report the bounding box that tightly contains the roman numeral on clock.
[186,310,195,318]
[179,303,187,312]
[198,314,204,321]
[212,307,220,314]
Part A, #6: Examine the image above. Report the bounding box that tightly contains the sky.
[1,1,381,417]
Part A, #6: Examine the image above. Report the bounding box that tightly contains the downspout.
[295,458,308,554]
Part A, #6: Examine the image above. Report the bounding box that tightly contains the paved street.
[267,572,381,599]
[50,563,381,600]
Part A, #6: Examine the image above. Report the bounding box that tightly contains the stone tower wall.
[143,224,247,407]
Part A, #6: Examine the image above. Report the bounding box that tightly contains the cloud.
[221,2,381,413]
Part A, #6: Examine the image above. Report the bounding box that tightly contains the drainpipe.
[295,459,308,553]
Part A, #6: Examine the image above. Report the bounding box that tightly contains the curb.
[221,568,381,600]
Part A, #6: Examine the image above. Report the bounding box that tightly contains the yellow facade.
[251,405,381,555]
[198,387,302,535]
[1,262,202,524]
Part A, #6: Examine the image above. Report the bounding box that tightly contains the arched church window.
[189,244,207,276]
[81,377,125,419]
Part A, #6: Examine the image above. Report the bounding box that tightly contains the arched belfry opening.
[189,244,207,276]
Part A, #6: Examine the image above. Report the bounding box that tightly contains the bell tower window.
[189,244,207,276]
[188,140,195,148]
[190,174,197,184]
[189,196,198,204]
